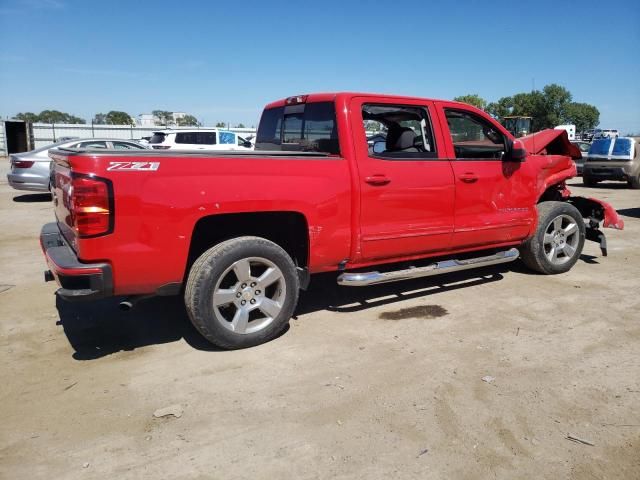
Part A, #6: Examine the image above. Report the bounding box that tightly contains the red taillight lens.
[70,176,112,237]
[13,160,34,168]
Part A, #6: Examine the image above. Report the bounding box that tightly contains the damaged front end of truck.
[518,129,624,256]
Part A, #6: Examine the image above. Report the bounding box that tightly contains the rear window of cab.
[255,101,340,155]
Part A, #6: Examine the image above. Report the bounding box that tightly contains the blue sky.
[1,0,639,132]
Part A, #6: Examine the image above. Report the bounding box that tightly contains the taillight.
[70,175,113,237]
[13,160,34,168]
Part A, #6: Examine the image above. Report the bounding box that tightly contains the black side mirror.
[505,138,527,162]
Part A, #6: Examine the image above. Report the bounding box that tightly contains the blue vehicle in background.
[583,137,639,188]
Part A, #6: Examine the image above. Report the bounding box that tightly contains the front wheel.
[185,236,300,349]
[520,201,586,275]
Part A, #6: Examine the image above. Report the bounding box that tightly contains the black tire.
[628,173,640,189]
[583,173,598,187]
[185,236,300,349]
[520,201,586,275]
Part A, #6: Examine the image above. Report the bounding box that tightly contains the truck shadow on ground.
[617,207,640,219]
[56,256,598,360]
[13,193,52,203]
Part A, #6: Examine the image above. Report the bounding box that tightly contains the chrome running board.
[337,248,519,286]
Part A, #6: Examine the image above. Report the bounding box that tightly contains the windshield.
[255,101,340,154]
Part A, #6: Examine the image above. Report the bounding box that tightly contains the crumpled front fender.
[568,196,625,230]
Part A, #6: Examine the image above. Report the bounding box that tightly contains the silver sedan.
[7,138,149,192]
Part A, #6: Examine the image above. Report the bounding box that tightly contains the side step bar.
[337,248,519,286]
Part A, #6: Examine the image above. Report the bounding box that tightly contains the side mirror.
[372,141,386,154]
[243,141,252,148]
[506,139,526,162]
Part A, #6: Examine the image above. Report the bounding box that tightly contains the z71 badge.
[107,161,160,171]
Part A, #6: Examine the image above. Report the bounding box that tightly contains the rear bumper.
[7,172,49,192]
[40,222,113,301]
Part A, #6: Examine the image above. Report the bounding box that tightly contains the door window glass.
[112,141,142,150]
[445,109,505,159]
[362,104,436,159]
[218,131,236,144]
[175,132,217,145]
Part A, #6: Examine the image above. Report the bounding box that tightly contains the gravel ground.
[1,159,638,479]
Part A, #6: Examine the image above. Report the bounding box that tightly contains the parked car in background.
[583,137,639,188]
[594,129,619,139]
[582,129,601,142]
[571,141,591,175]
[149,129,253,151]
[7,138,148,192]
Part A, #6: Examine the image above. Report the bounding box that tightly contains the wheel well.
[538,184,565,203]
[187,211,309,272]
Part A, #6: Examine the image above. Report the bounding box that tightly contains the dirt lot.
[0,159,638,479]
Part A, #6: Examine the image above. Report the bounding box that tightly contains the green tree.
[152,110,173,126]
[483,83,602,134]
[105,110,134,125]
[93,113,107,124]
[453,94,487,110]
[564,102,599,133]
[177,114,200,126]
[539,84,572,128]
[235,123,246,128]
[67,115,86,124]
[37,110,85,124]
[486,97,513,119]
[14,112,39,122]
[215,122,226,128]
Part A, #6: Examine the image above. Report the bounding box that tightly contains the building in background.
[137,114,157,127]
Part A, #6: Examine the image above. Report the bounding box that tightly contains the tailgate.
[49,151,77,250]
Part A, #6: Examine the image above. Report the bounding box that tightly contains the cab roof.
[263,92,466,110]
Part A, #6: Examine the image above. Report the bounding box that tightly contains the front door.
[351,98,456,262]
[437,104,535,249]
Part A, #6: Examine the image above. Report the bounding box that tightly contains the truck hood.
[519,129,582,159]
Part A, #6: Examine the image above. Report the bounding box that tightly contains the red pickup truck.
[42,92,624,349]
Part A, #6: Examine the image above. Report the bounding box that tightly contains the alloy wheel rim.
[543,214,580,265]
[212,257,286,334]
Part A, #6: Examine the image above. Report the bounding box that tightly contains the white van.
[149,129,253,151]
[554,124,576,141]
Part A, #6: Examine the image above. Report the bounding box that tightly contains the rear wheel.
[628,173,640,189]
[185,236,300,349]
[520,201,585,275]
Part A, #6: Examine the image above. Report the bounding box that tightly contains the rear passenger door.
[351,97,455,262]
[436,103,535,249]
